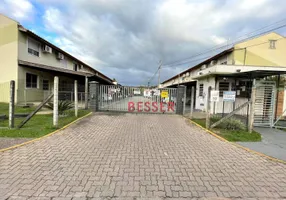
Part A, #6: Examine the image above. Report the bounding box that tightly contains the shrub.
[44,100,74,115]
[218,118,246,131]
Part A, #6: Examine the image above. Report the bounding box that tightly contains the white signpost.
[223,91,236,102]
[210,90,219,102]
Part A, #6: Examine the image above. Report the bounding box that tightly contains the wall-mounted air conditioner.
[210,60,217,66]
[186,72,190,77]
[201,64,207,70]
[43,45,52,53]
[57,52,64,60]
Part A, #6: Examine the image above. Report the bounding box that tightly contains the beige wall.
[0,15,18,102]
[18,31,94,74]
[234,32,286,66]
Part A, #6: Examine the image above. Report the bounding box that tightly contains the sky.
[1,0,286,86]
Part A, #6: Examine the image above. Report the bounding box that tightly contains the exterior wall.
[234,33,286,66]
[18,31,94,74]
[0,15,18,102]
[17,66,82,103]
[195,76,216,111]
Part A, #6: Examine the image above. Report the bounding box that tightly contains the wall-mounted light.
[236,69,241,72]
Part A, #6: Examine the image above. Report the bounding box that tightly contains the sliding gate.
[253,81,276,127]
[98,85,178,114]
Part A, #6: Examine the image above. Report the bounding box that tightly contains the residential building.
[0,14,113,104]
[161,32,286,117]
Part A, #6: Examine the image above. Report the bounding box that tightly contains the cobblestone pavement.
[0,113,286,200]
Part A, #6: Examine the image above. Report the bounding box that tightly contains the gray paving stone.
[0,113,285,199]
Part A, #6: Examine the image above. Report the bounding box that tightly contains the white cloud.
[19,0,286,85]
[0,0,34,21]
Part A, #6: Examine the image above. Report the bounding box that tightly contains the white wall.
[195,76,216,111]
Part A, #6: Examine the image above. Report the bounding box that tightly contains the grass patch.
[192,118,261,142]
[0,103,35,116]
[0,102,90,138]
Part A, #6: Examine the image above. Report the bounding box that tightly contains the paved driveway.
[0,113,286,200]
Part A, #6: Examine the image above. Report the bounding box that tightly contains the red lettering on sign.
[137,102,143,112]
[152,102,158,112]
[128,102,135,112]
[168,102,175,112]
[160,102,165,112]
[144,102,151,112]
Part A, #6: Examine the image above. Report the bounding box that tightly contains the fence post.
[89,81,99,112]
[189,86,195,119]
[85,76,88,110]
[206,86,212,129]
[176,85,186,115]
[9,80,15,128]
[248,79,256,133]
[74,80,78,117]
[53,76,59,127]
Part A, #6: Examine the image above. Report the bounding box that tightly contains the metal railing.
[99,85,177,113]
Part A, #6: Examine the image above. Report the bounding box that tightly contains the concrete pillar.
[85,76,88,110]
[53,76,59,127]
[74,80,78,117]
[9,80,15,128]
[89,81,99,112]
[189,86,195,119]
[176,85,186,115]
[248,79,256,133]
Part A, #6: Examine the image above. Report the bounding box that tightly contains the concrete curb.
[0,112,92,153]
[189,119,286,165]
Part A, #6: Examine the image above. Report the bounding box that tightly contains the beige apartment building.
[0,14,113,104]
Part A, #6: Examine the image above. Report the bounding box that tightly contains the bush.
[44,100,74,115]
[219,118,246,131]
[211,115,246,131]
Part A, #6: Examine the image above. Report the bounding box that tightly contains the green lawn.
[192,118,262,142]
[0,103,90,138]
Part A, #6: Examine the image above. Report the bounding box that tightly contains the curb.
[0,112,92,153]
[189,119,286,165]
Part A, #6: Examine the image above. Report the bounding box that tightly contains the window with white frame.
[269,40,276,49]
[219,82,229,96]
[43,80,49,90]
[26,73,38,88]
[28,38,40,57]
[199,84,204,97]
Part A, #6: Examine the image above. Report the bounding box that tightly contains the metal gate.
[253,81,276,127]
[98,85,178,114]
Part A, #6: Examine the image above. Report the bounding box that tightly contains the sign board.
[223,91,236,102]
[134,89,141,95]
[161,90,169,98]
[210,90,219,102]
[144,89,151,97]
[152,89,160,96]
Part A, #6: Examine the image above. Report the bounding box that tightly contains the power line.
[162,20,286,68]
[161,36,286,83]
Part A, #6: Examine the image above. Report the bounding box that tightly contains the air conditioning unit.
[186,72,190,77]
[43,45,52,53]
[210,60,217,66]
[201,64,207,70]
[182,74,186,77]
[57,52,64,60]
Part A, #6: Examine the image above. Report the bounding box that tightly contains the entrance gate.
[98,85,179,114]
[253,81,276,127]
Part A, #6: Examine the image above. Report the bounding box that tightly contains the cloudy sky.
[1,0,286,85]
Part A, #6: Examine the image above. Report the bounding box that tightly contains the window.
[26,73,38,88]
[219,82,229,96]
[269,40,276,49]
[28,38,40,57]
[43,80,49,90]
[74,64,78,71]
[199,84,203,97]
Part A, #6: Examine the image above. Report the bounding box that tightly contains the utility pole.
[158,60,162,88]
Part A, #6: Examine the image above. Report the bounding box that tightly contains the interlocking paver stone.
[0,113,286,199]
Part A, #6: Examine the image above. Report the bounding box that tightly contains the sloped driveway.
[0,113,286,199]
